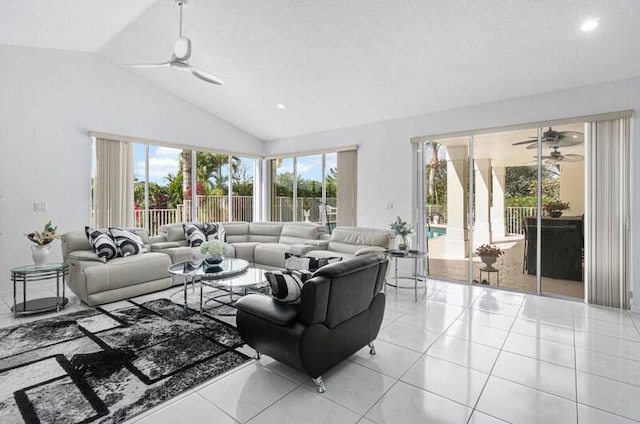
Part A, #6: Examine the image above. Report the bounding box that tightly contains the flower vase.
[480,255,497,271]
[549,210,562,218]
[204,255,223,265]
[31,244,50,267]
[397,235,411,252]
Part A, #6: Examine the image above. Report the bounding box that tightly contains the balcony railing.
[133,196,339,236]
[505,206,538,235]
[272,197,337,223]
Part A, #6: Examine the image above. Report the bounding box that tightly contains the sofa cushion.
[327,227,394,255]
[183,223,206,247]
[284,253,342,271]
[85,227,117,260]
[85,252,171,293]
[279,223,321,245]
[248,222,283,243]
[265,270,312,304]
[223,222,250,243]
[110,228,145,257]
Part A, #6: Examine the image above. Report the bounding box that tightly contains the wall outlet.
[386,202,394,210]
[33,201,48,212]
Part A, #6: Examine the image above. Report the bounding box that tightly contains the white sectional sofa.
[62,222,394,306]
[153,221,330,269]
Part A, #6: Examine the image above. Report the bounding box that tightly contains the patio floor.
[427,235,584,300]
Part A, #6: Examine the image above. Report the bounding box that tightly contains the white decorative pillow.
[109,228,144,257]
[265,271,305,304]
[284,253,342,271]
[183,223,206,247]
[85,226,117,260]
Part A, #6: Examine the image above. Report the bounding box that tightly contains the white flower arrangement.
[200,240,228,257]
[390,216,414,238]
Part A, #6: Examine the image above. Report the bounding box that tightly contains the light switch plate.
[33,201,48,212]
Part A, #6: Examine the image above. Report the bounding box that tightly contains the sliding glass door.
[423,137,470,284]
[418,123,588,300]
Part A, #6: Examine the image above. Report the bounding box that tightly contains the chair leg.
[368,342,376,355]
[312,376,326,393]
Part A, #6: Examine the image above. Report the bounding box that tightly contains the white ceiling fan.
[534,147,584,164]
[129,0,224,86]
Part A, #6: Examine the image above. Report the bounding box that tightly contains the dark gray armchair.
[235,254,388,392]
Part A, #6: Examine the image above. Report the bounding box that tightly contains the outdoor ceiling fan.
[534,147,584,164]
[513,127,583,149]
[128,0,224,86]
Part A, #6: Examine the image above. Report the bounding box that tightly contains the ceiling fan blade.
[562,154,584,162]
[128,60,172,68]
[512,139,537,146]
[190,67,225,85]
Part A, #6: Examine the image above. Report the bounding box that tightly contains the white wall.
[265,76,640,310]
[0,44,262,283]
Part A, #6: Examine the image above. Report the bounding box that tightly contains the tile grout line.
[466,294,526,423]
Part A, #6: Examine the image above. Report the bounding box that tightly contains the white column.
[559,161,585,216]
[474,159,492,246]
[491,166,506,238]
[444,146,468,258]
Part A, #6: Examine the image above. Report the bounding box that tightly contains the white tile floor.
[3,278,640,423]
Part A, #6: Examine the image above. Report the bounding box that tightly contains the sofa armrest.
[304,240,329,248]
[354,246,387,256]
[235,294,299,326]
[65,250,107,264]
[150,241,181,250]
[149,235,168,244]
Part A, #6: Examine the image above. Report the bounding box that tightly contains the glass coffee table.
[168,258,267,314]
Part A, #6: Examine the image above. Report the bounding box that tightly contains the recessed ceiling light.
[277,103,286,109]
[580,17,602,32]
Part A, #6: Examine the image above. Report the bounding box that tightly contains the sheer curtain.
[586,117,631,308]
[94,137,134,228]
[336,149,357,227]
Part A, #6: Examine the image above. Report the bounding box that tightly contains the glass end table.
[386,250,429,302]
[11,263,69,317]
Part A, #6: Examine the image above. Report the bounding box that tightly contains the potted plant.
[302,198,311,222]
[475,244,503,270]
[544,201,570,218]
[25,220,60,266]
[390,216,414,251]
[200,240,229,265]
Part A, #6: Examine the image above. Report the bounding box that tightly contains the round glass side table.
[11,263,69,317]
[386,250,428,302]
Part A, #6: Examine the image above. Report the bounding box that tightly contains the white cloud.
[135,149,181,184]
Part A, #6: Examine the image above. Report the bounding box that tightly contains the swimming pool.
[427,226,446,238]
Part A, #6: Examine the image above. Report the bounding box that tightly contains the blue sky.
[133,144,254,185]
[276,153,337,181]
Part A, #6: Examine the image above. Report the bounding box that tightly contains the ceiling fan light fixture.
[580,17,602,32]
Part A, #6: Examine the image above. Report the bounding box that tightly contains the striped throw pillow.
[85,227,117,260]
[109,228,144,257]
[265,271,306,304]
[183,223,206,247]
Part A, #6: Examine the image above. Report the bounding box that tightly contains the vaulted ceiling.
[2,0,639,141]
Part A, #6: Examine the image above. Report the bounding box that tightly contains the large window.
[270,153,337,225]
[96,142,255,235]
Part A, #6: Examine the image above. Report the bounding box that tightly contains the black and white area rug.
[0,299,251,423]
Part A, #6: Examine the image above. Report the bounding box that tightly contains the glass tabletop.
[168,258,250,280]
[12,263,68,274]
[388,250,428,258]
